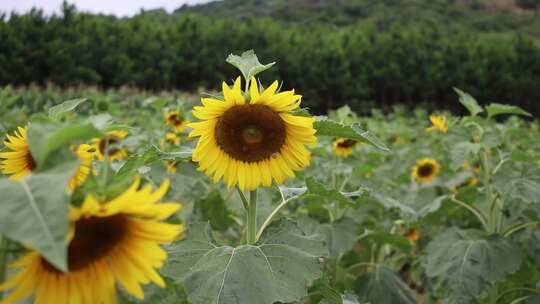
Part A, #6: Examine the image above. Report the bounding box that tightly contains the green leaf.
[48,98,87,120]
[115,146,193,182]
[165,219,328,304]
[362,230,412,252]
[450,142,481,170]
[226,50,275,82]
[314,119,389,152]
[354,264,416,304]
[486,103,532,119]
[304,178,359,206]
[27,121,102,167]
[424,229,522,304]
[115,147,160,181]
[0,162,77,271]
[140,276,188,304]
[158,149,193,161]
[195,191,235,231]
[454,88,483,117]
[321,292,363,304]
[494,166,540,204]
[299,216,358,258]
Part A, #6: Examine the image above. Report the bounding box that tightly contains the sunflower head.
[68,144,95,191]
[92,130,128,161]
[467,177,479,186]
[188,77,317,191]
[161,132,180,147]
[0,178,183,304]
[391,136,406,145]
[165,110,188,132]
[412,158,440,183]
[0,126,37,181]
[405,228,420,243]
[426,114,448,133]
[332,138,358,158]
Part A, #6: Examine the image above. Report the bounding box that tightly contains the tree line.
[0,4,539,115]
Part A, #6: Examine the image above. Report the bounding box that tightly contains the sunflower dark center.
[169,114,183,126]
[99,136,121,156]
[337,139,357,148]
[42,215,128,273]
[215,105,286,162]
[26,150,37,171]
[418,164,434,177]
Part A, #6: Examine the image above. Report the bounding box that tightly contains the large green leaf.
[0,162,77,271]
[314,119,389,152]
[454,88,483,117]
[424,229,522,304]
[494,166,540,204]
[27,121,102,167]
[354,264,416,304]
[48,98,87,121]
[486,103,531,119]
[226,50,275,82]
[165,220,328,304]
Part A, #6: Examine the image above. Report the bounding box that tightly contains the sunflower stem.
[451,195,490,231]
[0,237,9,299]
[246,190,258,244]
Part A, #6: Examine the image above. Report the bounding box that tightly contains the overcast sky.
[0,0,214,16]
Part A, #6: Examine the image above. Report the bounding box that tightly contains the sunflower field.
[0,51,539,304]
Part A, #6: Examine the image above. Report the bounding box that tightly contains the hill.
[176,0,540,38]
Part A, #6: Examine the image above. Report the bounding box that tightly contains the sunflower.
[68,144,95,192]
[0,126,36,181]
[0,178,183,304]
[165,110,188,132]
[166,160,178,174]
[92,130,128,161]
[332,138,358,158]
[188,77,317,191]
[160,132,180,148]
[405,228,420,243]
[426,114,448,133]
[411,158,440,183]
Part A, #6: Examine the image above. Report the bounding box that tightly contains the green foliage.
[27,121,101,167]
[486,103,532,119]
[455,88,484,117]
[314,119,389,151]
[424,229,522,303]
[0,163,77,271]
[165,220,328,304]
[48,98,88,121]
[226,50,275,84]
[194,191,235,231]
[354,265,416,304]
[1,3,540,115]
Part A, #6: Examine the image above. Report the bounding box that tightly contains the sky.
[0,0,214,17]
